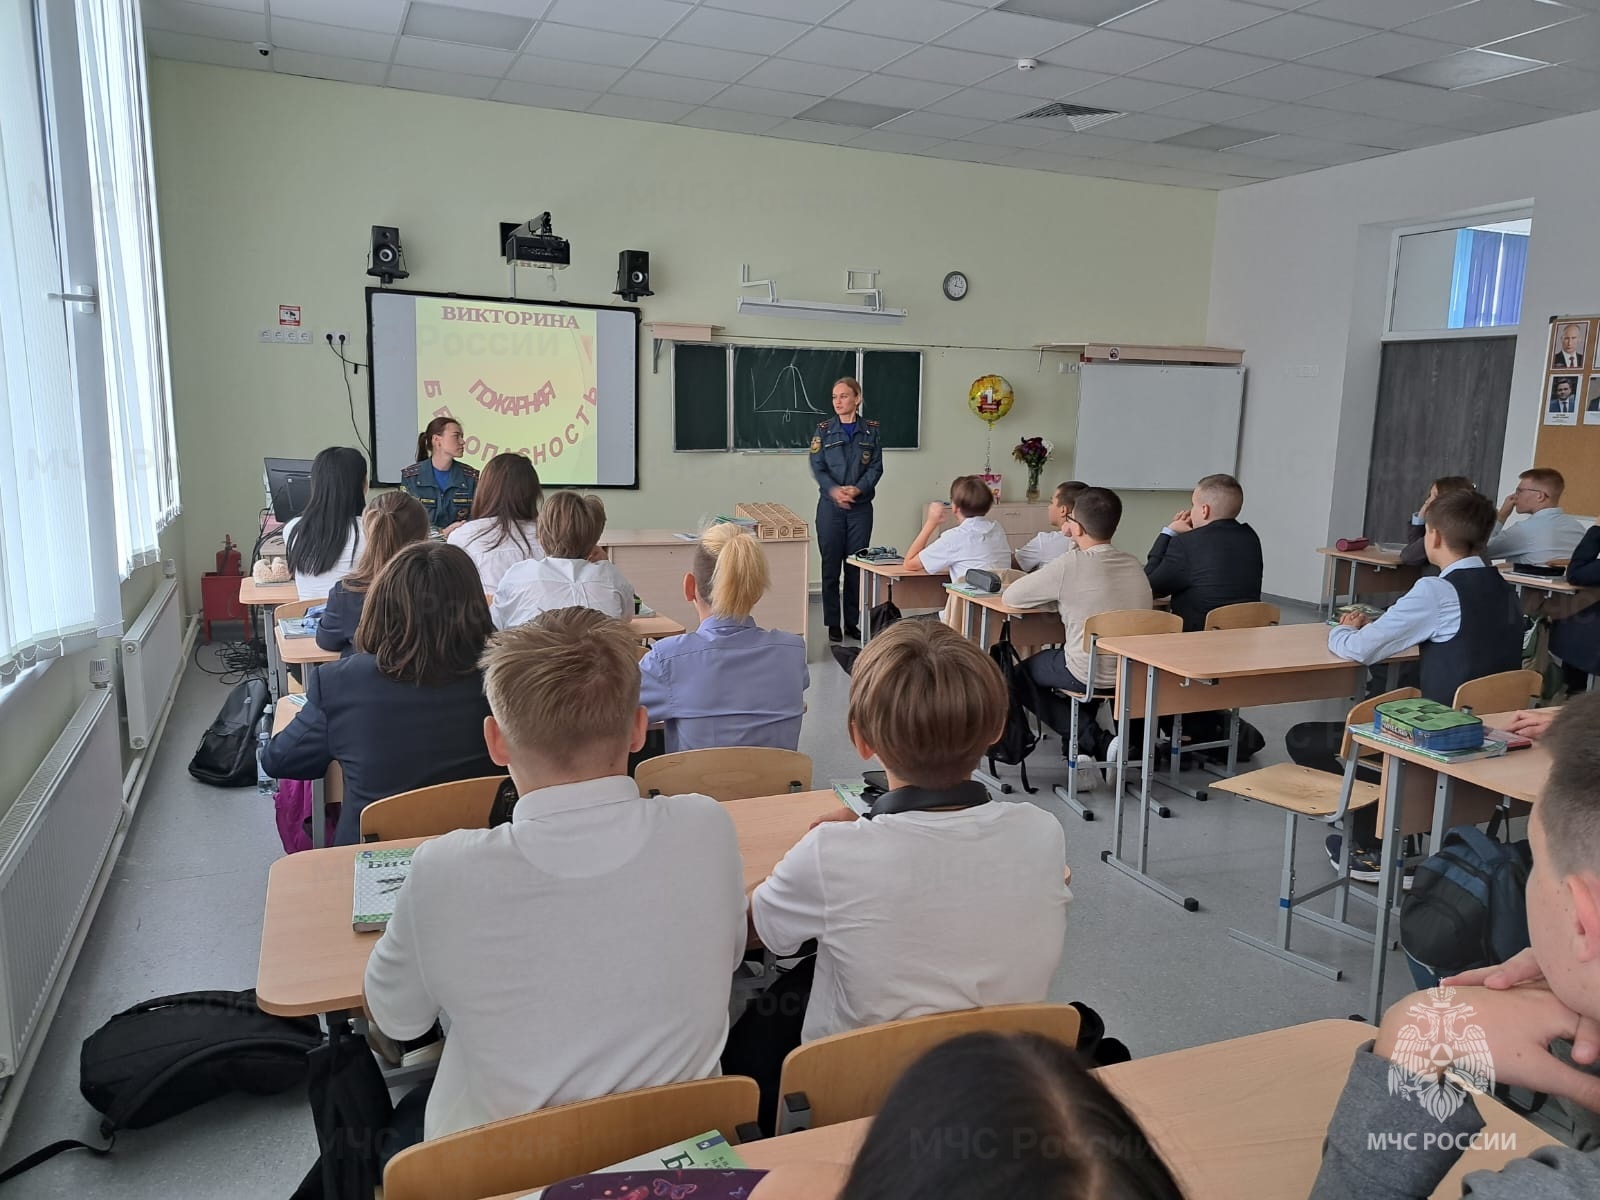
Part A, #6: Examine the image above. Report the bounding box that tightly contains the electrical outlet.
[258,328,275,342]
[324,330,351,350]
[294,330,312,344]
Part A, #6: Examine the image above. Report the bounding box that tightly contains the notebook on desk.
[520,1132,751,1198]
[278,616,320,639]
[352,847,414,932]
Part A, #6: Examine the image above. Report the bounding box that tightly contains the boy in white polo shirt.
[1015,480,1086,572]
[735,620,1070,1126]
[904,474,1013,583]
[365,607,746,1150]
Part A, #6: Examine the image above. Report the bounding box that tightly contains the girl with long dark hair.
[283,446,368,599]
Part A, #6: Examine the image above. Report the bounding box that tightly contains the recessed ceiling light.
[796,99,910,128]
[402,2,534,51]
[1161,124,1275,150]
[1385,50,1549,90]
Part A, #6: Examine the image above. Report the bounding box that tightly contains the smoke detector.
[1017,58,1038,71]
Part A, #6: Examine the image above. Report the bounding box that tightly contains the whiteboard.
[1074,364,1245,490]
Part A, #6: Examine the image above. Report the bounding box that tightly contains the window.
[1389,216,1531,336]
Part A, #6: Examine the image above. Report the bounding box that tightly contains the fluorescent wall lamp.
[737,264,907,326]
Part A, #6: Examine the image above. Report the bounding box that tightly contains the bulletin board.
[1533,315,1600,515]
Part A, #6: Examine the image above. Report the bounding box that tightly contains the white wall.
[149,62,1218,605]
[1208,110,1600,601]
[1389,229,1456,332]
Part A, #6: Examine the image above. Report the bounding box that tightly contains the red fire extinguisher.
[217,534,241,577]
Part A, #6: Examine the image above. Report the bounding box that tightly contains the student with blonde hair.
[315,491,431,656]
[448,452,543,589]
[490,490,633,628]
[638,524,808,753]
[365,606,746,1151]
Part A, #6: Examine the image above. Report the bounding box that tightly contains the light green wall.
[149,62,1216,601]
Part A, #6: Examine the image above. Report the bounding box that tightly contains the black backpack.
[188,678,271,787]
[986,624,1042,794]
[1400,827,1533,979]
[0,990,322,1183]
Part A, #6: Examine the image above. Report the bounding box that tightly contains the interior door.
[1363,337,1516,543]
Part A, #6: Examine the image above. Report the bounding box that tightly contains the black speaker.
[614,250,653,302]
[367,225,408,284]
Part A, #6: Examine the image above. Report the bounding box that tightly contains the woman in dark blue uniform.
[400,416,479,535]
[809,377,883,643]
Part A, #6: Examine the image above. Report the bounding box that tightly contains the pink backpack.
[273,779,338,854]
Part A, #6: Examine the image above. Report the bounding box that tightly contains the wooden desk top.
[272,696,304,736]
[240,577,297,606]
[1316,545,1408,567]
[730,1019,1550,1200]
[631,614,687,640]
[257,789,841,1017]
[1353,711,1549,805]
[277,613,684,668]
[605,529,808,546]
[944,585,1033,616]
[1098,623,1416,680]
[847,558,947,580]
[1501,568,1579,595]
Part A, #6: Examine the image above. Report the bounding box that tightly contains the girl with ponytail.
[637,523,809,752]
[448,452,544,589]
[315,492,431,655]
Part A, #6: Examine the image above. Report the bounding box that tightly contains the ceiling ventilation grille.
[1015,101,1124,130]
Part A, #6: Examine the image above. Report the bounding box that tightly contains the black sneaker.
[828,625,843,643]
[845,624,862,640]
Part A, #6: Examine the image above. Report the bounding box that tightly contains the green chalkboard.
[671,344,922,452]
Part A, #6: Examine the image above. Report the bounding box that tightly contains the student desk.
[273,697,342,850]
[256,789,842,1018]
[603,530,809,646]
[1094,624,1416,911]
[241,578,298,697]
[848,559,949,641]
[1352,712,1548,1022]
[1316,546,1424,619]
[482,1019,1548,1200]
[944,586,1065,658]
[1502,567,1580,597]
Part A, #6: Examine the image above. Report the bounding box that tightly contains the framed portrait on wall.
[1547,375,1581,425]
[1552,320,1590,370]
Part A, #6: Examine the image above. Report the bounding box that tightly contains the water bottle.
[256,727,275,797]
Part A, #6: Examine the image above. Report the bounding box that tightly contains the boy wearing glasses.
[1487,467,1585,566]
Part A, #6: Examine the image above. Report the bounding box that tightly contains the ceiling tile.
[1307,111,1433,147]
[978,61,1112,94]
[879,110,993,136]
[834,73,961,106]
[543,0,692,38]
[1135,164,1223,186]
[677,107,787,133]
[1064,156,1166,177]
[704,0,848,19]
[1487,15,1600,65]
[741,57,866,94]
[1042,29,1188,72]
[634,40,765,81]
[999,0,1154,23]
[144,29,271,69]
[424,0,551,16]
[667,7,809,53]
[1062,75,1200,109]
[270,0,406,33]
[587,94,697,121]
[847,128,948,152]
[1106,0,1280,45]
[1159,122,1277,148]
[402,1,533,48]
[523,23,652,66]
[1090,110,1207,138]
[702,83,825,115]
[386,64,498,97]
[1436,94,1562,131]
[506,54,625,89]
[1105,138,1230,164]
[1387,49,1549,89]
[1298,0,1474,30]
[766,119,861,142]
[1044,131,1151,154]
[1219,61,1364,99]
[1227,101,1344,132]
[798,97,911,125]
[935,9,1089,53]
[1298,31,1463,75]
[1000,148,1085,170]
[1466,62,1600,109]
[825,0,979,41]
[144,0,265,41]
[959,120,1078,145]
[1131,46,1276,86]
[268,18,396,61]
[885,44,1012,84]
[1208,149,1289,173]
[782,28,922,71]
[1150,88,1270,121]
[927,86,1038,117]
[1315,77,1501,121]
[393,37,515,76]
[609,69,727,103]
[1209,12,1371,58]
[1400,2,1583,48]
[491,79,602,109]
[918,141,1023,162]
[271,49,390,85]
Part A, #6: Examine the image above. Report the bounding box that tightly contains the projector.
[504,212,569,269]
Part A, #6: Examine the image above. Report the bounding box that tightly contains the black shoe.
[828,625,843,643]
[845,624,862,640]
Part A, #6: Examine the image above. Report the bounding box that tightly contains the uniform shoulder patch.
[399,463,420,479]
[864,419,880,428]
[816,420,830,430]
[460,463,480,478]
[809,435,822,454]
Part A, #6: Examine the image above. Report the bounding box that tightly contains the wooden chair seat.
[635,747,812,803]
[1209,762,1381,817]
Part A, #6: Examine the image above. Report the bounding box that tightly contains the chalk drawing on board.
[753,362,828,426]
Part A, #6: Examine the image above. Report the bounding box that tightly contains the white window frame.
[1382,206,1534,343]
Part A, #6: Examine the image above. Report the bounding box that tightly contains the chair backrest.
[382,1076,760,1200]
[1204,601,1280,631]
[1081,608,1182,649]
[776,1003,1083,1131]
[635,747,813,802]
[359,775,505,841]
[1338,687,1421,762]
[274,596,324,622]
[1452,669,1543,717]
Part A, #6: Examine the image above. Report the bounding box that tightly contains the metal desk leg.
[264,605,285,699]
[312,777,327,849]
[1367,758,1408,1022]
[1110,654,1132,862]
[1322,555,1335,620]
[859,567,872,643]
[978,607,991,648]
[961,595,974,639]
[1428,773,1454,855]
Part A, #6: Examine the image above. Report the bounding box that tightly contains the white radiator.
[0,689,121,1077]
[122,576,182,750]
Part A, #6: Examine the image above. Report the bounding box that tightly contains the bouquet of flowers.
[1012,436,1053,499]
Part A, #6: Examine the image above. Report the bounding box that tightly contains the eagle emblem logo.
[1386,986,1495,1123]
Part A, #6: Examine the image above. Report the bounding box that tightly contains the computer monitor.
[264,457,314,523]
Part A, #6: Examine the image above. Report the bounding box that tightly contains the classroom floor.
[2,598,1415,1199]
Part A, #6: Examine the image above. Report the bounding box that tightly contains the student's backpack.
[188,677,271,787]
[986,624,1042,794]
[0,990,322,1184]
[1400,827,1533,981]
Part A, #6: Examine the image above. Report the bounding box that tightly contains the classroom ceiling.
[144,0,1600,190]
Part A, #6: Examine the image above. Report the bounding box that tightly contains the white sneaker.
[1101,735,1122,783]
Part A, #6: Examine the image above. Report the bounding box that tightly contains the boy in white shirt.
[491,490,633,628]
[1015,480,1086,572]
[365,607,747,1149]
[905,475,1013,582]
[735,619,1070,1127]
